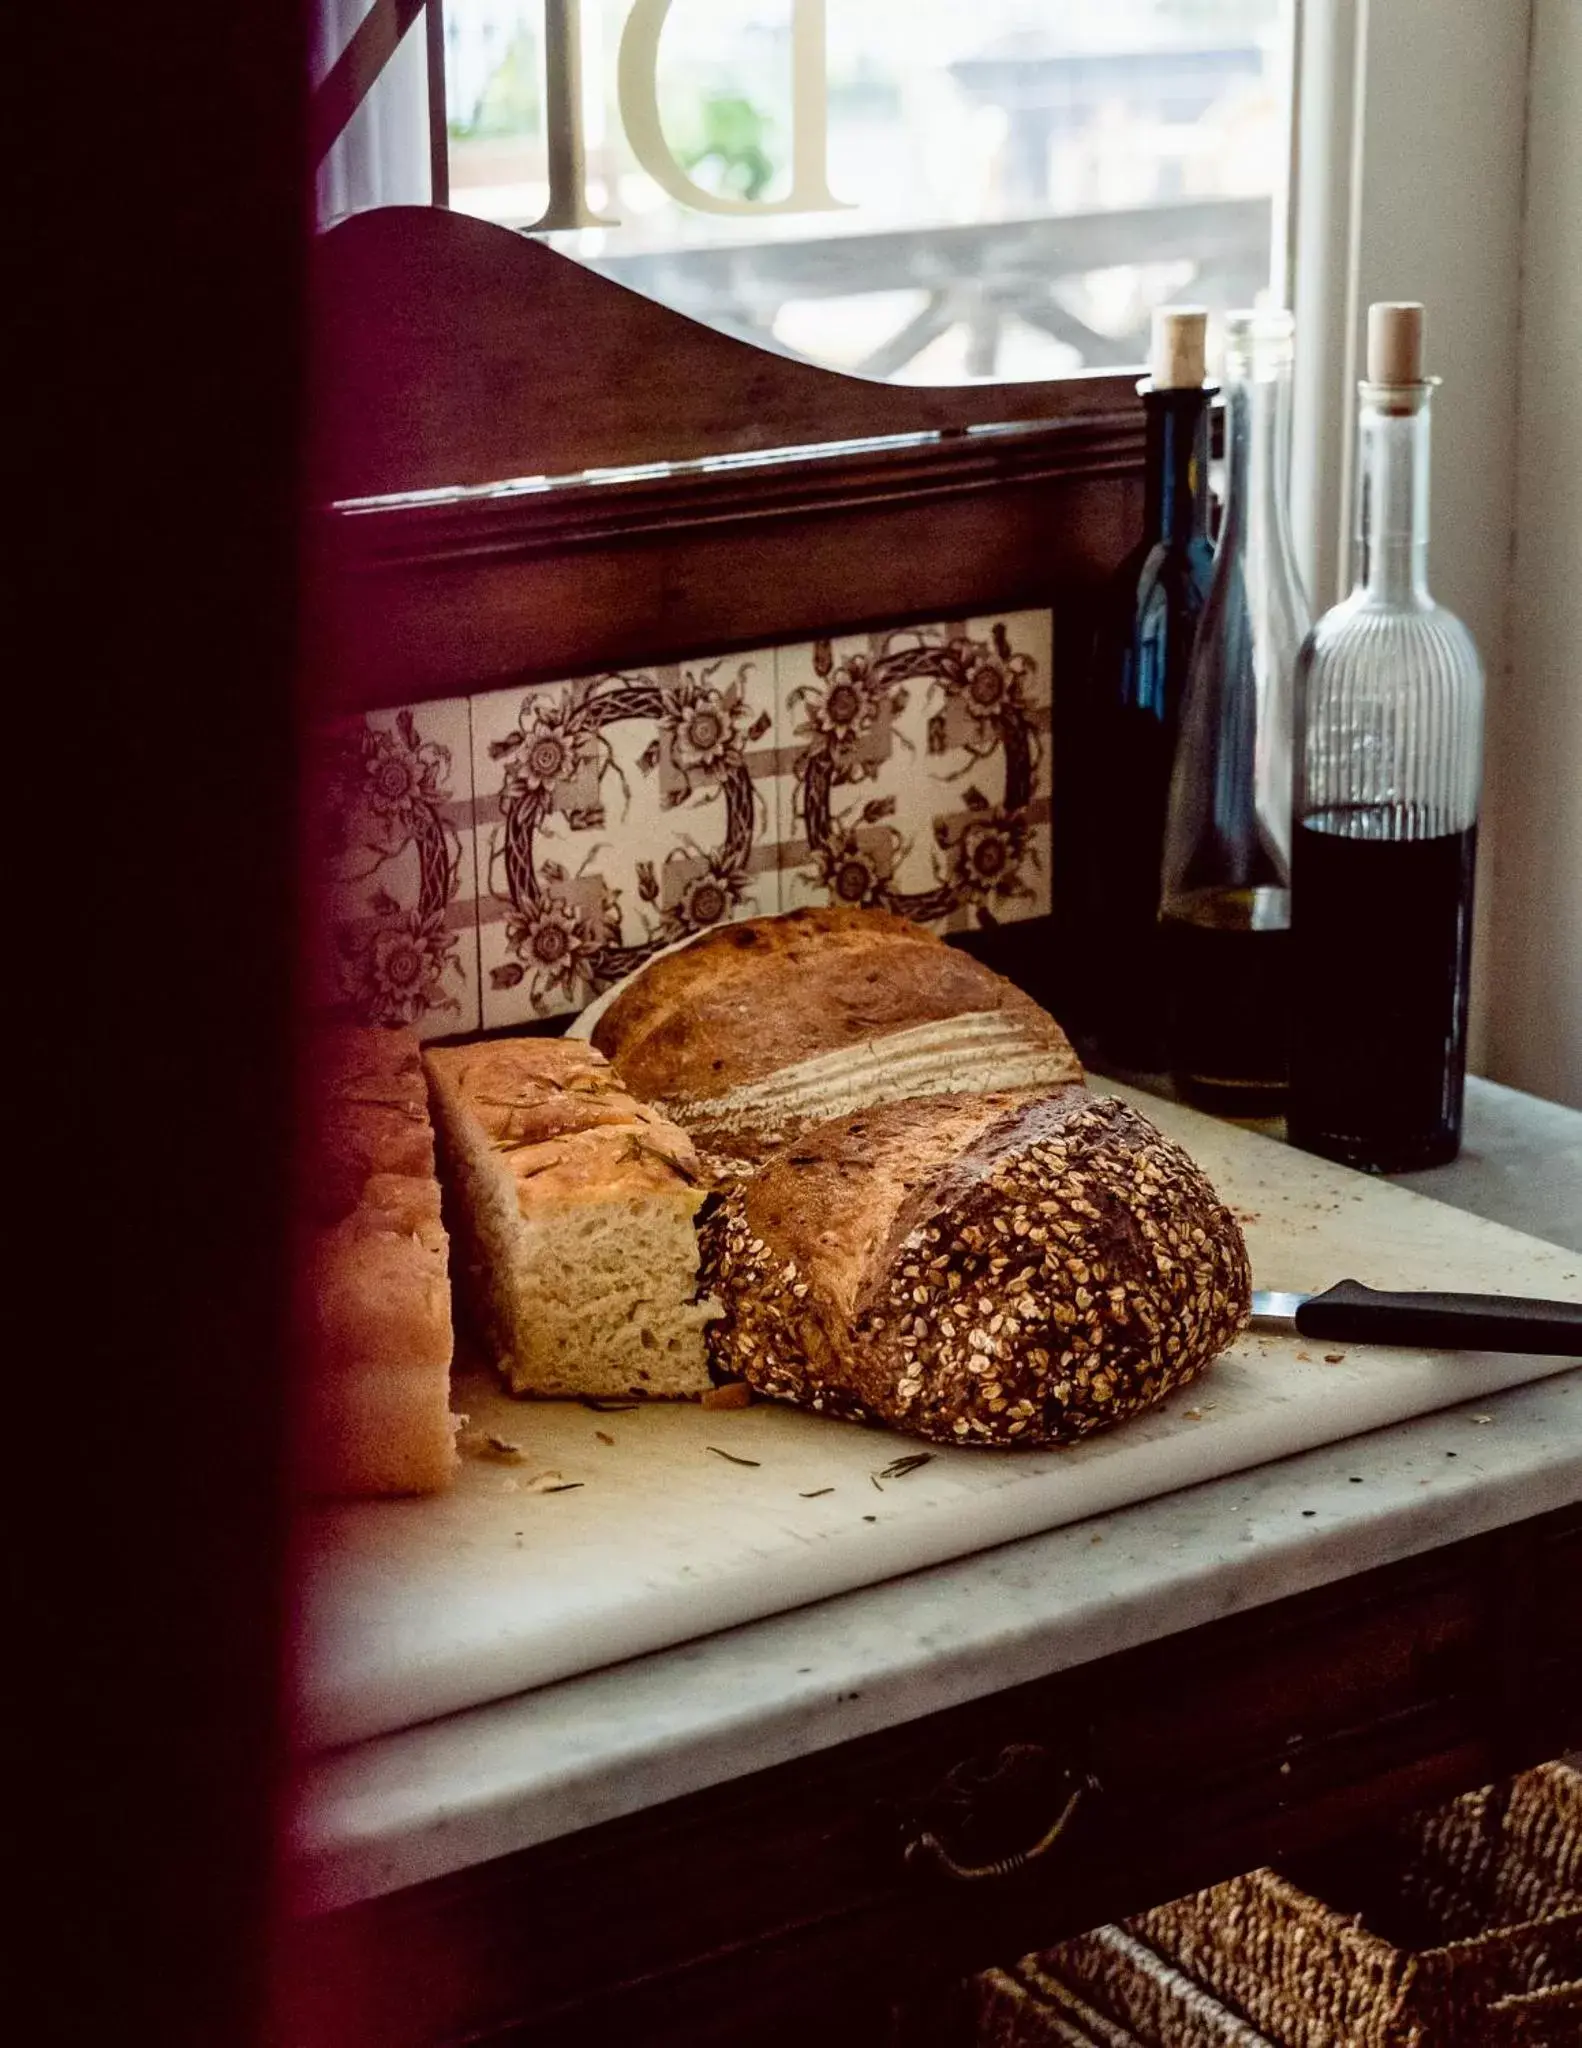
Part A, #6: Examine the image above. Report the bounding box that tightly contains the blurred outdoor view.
[444,0,1291,385]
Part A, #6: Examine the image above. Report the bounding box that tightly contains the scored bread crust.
[423,1036,717,1399]
[303,1025,457,1496]
[703,1088,1250,1447]
[590,907,1082,1146]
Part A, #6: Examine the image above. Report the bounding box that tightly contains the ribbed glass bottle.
[1289,350,1483,1172]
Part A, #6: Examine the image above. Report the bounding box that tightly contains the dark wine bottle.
[1078,306,1216,1073]
[1290,303,1484,1171]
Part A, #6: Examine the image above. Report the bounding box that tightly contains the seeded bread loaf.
[423,1037,717,1399]
[703,1087,1249,1447]
[303,1025,458,1496]
[588,907,1083,1157]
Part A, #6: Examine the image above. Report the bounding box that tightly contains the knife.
[1249,1280,1582,1356]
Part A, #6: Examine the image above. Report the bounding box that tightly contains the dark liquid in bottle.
[1162,885,1291,1117]
[1084,705,1178,1072]
[1289,812,1476,1172]
[1073,386,1214,1072]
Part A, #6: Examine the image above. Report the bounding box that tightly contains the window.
[320,1,1294,383]
[445,0,1292,380]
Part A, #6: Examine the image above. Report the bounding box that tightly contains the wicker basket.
[975,1763,1582,2048]
[974,1965,1142,2047]
[1489,1978,1582,2046]
[1391,1762,1582,1942]
[1129,1763,1582,2048]
[980,1926,1280,2047]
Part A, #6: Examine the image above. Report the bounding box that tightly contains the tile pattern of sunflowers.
[312,609,1052,1038]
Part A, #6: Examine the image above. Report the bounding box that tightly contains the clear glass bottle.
[1289,303,1483,1172]
[1079,307,1217,1075]
[1159,307,1311,1116]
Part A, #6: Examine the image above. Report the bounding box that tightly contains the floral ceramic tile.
[310,697,481,1038]
[776,609,1053,933]
[470,653,779,1027]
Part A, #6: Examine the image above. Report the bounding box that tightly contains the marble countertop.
[1395,1076,1582,1253]
[290,1077,1582,1913]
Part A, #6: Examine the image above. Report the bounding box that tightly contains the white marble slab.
[295,1086,1582,1750]
[1397,1076,1582,1253]
[291,1369,1582,1911]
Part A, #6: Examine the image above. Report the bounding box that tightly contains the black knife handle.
[1295,1279,1582,1356]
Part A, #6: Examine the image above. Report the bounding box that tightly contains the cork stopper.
[1150,305,1208,390]
[1367,301,1425,386]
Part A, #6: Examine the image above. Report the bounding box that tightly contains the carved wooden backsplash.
[306,209,1146,1031]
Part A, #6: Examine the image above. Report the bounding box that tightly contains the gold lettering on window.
[524,0,848,232]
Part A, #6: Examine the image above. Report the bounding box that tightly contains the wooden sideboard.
[290,213,1581,2048]
[282,1501,1582,2047]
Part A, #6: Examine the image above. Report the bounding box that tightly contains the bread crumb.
[458,1427,525,1464]
[1323,1352,1346,1364]
[701,1381,753,1410]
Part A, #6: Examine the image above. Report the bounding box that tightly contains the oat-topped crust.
[591,906,1076,1105]
[740,1091,1086,1320]
[423,1038,704,1211]
[704,1091,1250,1448]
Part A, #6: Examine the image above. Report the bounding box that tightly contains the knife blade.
[1249,1279,1582,1356]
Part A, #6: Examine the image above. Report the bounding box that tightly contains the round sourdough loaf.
[701,1087,1250,1447]
[589,906,1083,1153]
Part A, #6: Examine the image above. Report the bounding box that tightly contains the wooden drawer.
[280,1506,1582,2048]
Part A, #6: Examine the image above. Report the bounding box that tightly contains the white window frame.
[1288,0,1534,1081]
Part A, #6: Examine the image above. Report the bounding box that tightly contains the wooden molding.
[328,412,1142,565]
[312,447,1140,712]
[306,207,1147,714]
[310,207,1143,501]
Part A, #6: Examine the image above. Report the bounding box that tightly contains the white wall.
[1484,0,1582,1109]
[1289,0,1531,1079]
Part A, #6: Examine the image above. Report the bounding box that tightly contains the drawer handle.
[904,1771,1093,1884]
